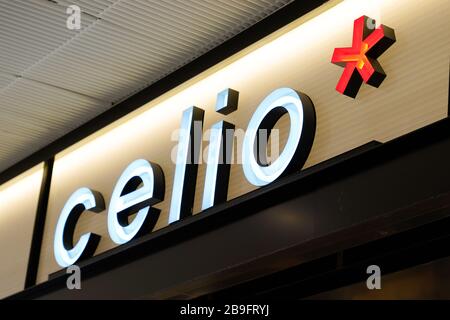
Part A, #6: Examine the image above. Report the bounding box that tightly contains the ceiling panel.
[0,73,16,90]
[0,0,97,74]
[0,0,292,173]
[0,77,110,164]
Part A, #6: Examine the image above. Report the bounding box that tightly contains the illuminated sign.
[0,0,447,299]
[107,159,165,245]
[242,88,315,186]
[53,14,401,268]
[54,188,104,267]
[331,15,396,98]
[54,88,317,267]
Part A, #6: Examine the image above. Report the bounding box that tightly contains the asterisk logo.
[331,16,396,98]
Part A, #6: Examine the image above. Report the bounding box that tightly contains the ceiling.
[0,0,292,174]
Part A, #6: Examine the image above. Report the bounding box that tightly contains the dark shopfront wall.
[307,255,450,300]
[205,120,450,300]
[10,116,450,300]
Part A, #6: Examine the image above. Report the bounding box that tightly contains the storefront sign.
[33,0,448,281]
[54,87,317,267]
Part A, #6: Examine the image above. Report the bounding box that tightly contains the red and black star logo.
[331,16,396,98]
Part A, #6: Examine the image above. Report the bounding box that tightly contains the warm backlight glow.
[0,164,44,298]
[0,165,44,217]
